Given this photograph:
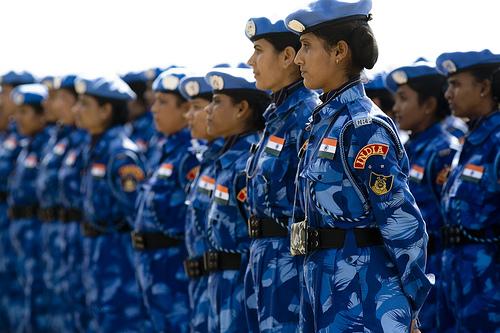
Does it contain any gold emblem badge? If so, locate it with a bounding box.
[369,172,393,195]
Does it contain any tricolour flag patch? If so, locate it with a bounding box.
[409,165,424,183]
[24,154,37,168]
[157,163,174,178]
[197,175,215,196]
[264,135,285,156]
[318,138,337,159]
[64,151,77,166]
[461,164,484,183]
[53,143,67,155]
[214,184,229,205]
[91,163,106,177]
[3,137,17,150]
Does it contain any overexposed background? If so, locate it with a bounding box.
[1,0,499,78]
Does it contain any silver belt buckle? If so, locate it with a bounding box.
[290,219,308,256]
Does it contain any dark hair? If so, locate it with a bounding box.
[366,89,394,111]
[31,103,45,115]
[313,19,378,75]
[492,67,500,101]
[128,81,147,105]
[468,64,500,83]
[262,33,301,53]
[197,92,213,102]
[164,91,188,106]
[95,96,129,127]
[61,87,78,100]
[407,75,450,121]
[224,90,270,131]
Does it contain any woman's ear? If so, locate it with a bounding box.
[479,79,492,98]
[423,96,438,116]
[100,102,113,122]
[236,100,250,119]
[282,46,297,69]
[335,40,349,63]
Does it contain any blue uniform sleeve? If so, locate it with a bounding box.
[350,122,434,318]
[109,150,146,223]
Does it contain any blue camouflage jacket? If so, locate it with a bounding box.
[299,79,432,315]
[36,125,74,209]
[82,126,146,230]
[207,133,260,252]
[8,128,51,207]
[246,81,319,227]
[0,123,22,194]
[442,111,500,235]
[58,129,88,212]
[124,111,157,159]
[185,138,224,258]
[405,123,459,245]
[134,128,199,236]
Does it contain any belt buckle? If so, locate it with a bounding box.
[184,259,201,278]
[247,215,261,238]
[290,219,308,256]
[131,231,145,250]
[203,251,219,272]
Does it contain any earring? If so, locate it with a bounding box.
[480,93,485,97]
[336,59,339,64]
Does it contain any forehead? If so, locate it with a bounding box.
[299,32,320,43]
[253,38,273,48]
[448,71,475,84]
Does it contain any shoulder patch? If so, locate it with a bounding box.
[237,187,247,202]
[118,164,145,181]
[354,144,389,169]
[369,172,393,195]
[353,117,372,128]
[436,166,451,185]
[186,166,200,181]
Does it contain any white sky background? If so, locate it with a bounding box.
[1,0,499,78]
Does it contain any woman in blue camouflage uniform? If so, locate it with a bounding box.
[386,60,460,333]
[73,76,150,332]
[203,67,270,332]
[132,68,198,333]
[7,84,53,332]
[285,0,432,331]
[437,50,500,333]
[54,75,89,332]
[0,71,34,332]
[244,17,320,332]
[180,72,223,333]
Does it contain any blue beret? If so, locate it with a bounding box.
[54,75,78,90]
[152,67,188,94]
[179,73,213,100]
[40,76,56,89]
[121,71,149,85]
[205,67,265,93]
[74,76,136,101]
[0,71,35,86]
[213,63,231,68]
[144,67,163,81]
[10,84,48,106]
[436,49,500,76]
[237,62,251,69]
[245,17,291,41]
[364,72,388,91]
[385,58,443,93]
[285,0,372,34]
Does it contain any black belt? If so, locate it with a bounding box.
[203,251,242,272]
[442,225,500,248]
[247,215,288,238]
[82,221,132,237]
[131,231,183,250]
[308,227,384,251]
[8,205,39,220]
[0,191,7,202]
[59,208,83,223]
[184,256,207,278]
[38,206,61,222]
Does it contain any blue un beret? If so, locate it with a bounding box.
[10,84,48,106]
[385,58,443,93]
[54,75,78,91]
[152,67,188,94]
[179,73,213,100]
[74,76,136,101]
[121,71,149,85]
[285,0,372,34]
[40,76,56,89]
[436,49,500,76]
[364,72,388,92]
[205,67,264,93]
[0,71,35,86]
[245,17,291,41]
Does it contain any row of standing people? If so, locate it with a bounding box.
[0,0,499,332]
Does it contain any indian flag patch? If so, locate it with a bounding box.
[158,163,174,179]
[53,143,67,155]
[264,135,285,156]
[24,154,38,168]
[318,138,337,159]
[409,165,424,183]
[461,164,484,183]
[214,184,229,205]
[197,175,215,196]
[3,137,17,150]
[64,151,77,166]
[91,163,106,177]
